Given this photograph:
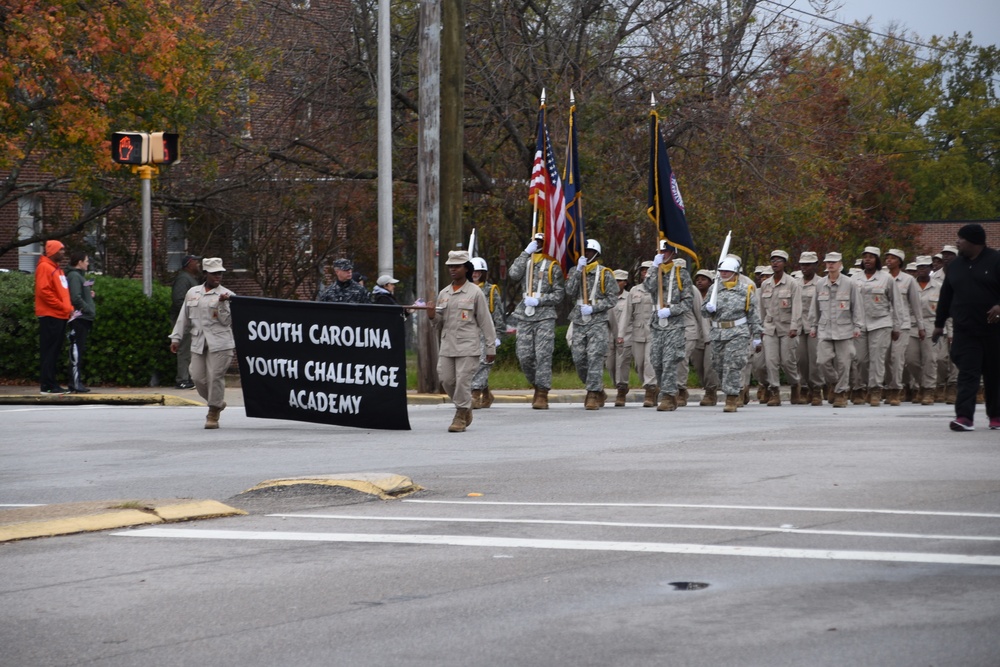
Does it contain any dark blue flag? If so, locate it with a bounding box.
[648,110,697,265]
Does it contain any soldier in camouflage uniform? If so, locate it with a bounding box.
[318,258,370,304]
[643,242,694,412]
[703,257,763,413]
[470,257,507,410]
[509,233,566,409]
[566,239,619,410]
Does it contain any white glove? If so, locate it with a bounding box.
[657,307,671,319]
[577,256,587,270]
[705,303,716,313]
[524,240,539,254]
[524,296,540,307]
[495,338,501,348]
[752,339,762,348]
[580,305,594,316]
[652,254,664,267]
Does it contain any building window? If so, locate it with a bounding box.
[238,80,253,139]
[166,217,187,271]
[17,196,42,273]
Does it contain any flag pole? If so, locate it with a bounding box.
[525,89,545,316]
[651,93,665,313]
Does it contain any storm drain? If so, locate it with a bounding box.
[668,581,710,591]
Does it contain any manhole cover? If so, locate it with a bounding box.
[668,581,710,591]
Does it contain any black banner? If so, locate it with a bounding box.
[231,296,410,430]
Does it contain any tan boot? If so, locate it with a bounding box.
[977,386,985,404]
[811,388,824,407]
[205,405,220,429]
[888,388,901,406]
[921,389,935,406]
[532,387,549,410]
[471,389,483,410]
[464,406,473,426]
[790,385,803,405]
[584,391,600,410]
[700,388,718,406]
[447,408,467,432]
[741,386,750,405]
[657,394,677,412]
[614,384,628,407]
[832,391,848,408]
[852,388,867,405]
[824,385,833,403]
[723,395,739,413]
[598,389,607,407]
[868,387,882,407]
[756,385,766,403]
[934,386,945,403]
[642,385,658,408]
[677,387,689,407]
[945,384,957,404]
[481,387,495,408]
[767,387,782,406]
[910,388,922,404]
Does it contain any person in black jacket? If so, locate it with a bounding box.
[371,274,400,306]
[933,224,1000,431]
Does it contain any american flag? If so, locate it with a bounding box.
[529,106,568,273]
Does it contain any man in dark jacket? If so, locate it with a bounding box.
[66,250,96,393]
[933,224,1000,431]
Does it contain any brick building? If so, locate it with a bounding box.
[913,220,1000,255]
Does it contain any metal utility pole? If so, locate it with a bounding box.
[377,0,393,278]
[439,0,464,283]
[137,166,156,297]
[416,0,441,393]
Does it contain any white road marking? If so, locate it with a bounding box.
[266,513,1000,542]
[0,503,45,507]
[404,499,1000,519]
[113,528,1000,567]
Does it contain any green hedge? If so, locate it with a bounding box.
[493,323,575,372]
[0,272,176,386]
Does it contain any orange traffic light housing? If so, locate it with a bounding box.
[111,132,150,165]
[150,132,180,165]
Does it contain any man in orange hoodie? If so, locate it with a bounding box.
[35,240,73,393]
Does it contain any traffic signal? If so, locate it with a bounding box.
[111,132,150,165]
[150,132,180,165]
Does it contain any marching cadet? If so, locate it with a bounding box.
[470,257,507,410]
[933,245,959,402]
[620,261,658,407]
[703,258,762,413]
[608,269,633,406]
[759,249,803,406]
[566,239,619,410]
[810,252,864,408]
[884,249,925,406]
[750,266,771,401]
[852,246,903,406]
[906,256,939,405]
[644,241,694,412]
[692,269,720,406]
[428,251,497,433]
[795,252,824,405]
[508,232,566,409]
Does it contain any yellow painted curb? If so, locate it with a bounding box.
[152,500,247,521]
[0,510,162,542]
[242,473,423,500]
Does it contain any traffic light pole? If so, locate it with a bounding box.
[132,165,158,297]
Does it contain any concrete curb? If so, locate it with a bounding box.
[240,472,423,500]
[0,393,204,406]
[0,499,246,543]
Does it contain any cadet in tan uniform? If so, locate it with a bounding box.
[884,248,925,406]
[852,246,903,406]
[906,256,939,405]
[809,252,864,407]
[428,251,497,432]
[759,250,802,405]
[620,261,657,406]
[795,251,823,405]
[608,269,633,406]
[691,269,720,405]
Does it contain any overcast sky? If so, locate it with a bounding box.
[783,0,1000,50]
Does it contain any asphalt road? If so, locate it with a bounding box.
[2,400,999,666]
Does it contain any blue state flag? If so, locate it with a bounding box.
[648,110,697,265]
[563,102,584,267]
